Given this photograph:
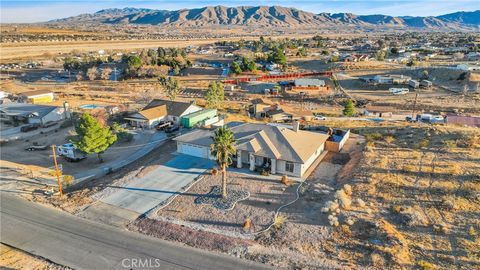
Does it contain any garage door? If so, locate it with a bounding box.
[178,142,209,158]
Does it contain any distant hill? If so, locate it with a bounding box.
[51,6,480,30]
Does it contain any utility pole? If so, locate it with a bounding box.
[51,145,63,196]
[411,92,419,120]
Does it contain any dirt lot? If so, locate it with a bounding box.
[0,125,157,184]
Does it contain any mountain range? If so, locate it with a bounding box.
[51,6,480,30]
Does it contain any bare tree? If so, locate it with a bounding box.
[87,67,98,81]
[76,71,84,81]
[100,68,112,80]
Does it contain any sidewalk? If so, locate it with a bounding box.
[72,131,168,184]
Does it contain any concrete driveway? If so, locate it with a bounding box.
[101,154,214,214]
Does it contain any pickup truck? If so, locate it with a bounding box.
[20,124,39,132]
[25,145,48,151]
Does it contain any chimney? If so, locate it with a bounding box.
[292,121,300,132]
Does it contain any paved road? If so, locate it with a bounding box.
[0,194,272,270]
[73,131,167,183]
[101,154,214,214]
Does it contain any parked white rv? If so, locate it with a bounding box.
[56,143,87,162]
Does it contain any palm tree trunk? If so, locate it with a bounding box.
[222,164,227,199]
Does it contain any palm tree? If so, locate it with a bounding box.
[211,126,236,199]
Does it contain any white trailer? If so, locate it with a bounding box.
[420,80,432,88]
[56,143,87,162]
[389,88,409,95]
[408,80,420,89]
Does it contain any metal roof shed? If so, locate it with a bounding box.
[181,109,217,128]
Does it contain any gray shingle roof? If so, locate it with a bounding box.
[144,99,197,117]
[0,103,58,118]
[294,78,325,87]
[174,122,329,163]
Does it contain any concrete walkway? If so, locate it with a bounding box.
[101,154,214,214]
[72,131,167,184]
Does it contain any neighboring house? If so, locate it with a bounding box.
[174,121,331,178]
[248,98,273,118]
[19,90,54,104]
[465,52,480,61]
[265,109,293,122]
[0,103,66,125]
[287,79,328,94]
[125,99,201,128]
[342,54,370,62]
[456,64,480,71]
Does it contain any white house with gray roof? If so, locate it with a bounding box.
[0,103,66,125]
[174,122,330,178]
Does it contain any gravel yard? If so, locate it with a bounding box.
[156,171,299,235]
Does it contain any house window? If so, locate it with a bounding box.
[285,162,294,173]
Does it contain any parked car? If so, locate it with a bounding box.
[405,116,416,122]
[25,145,48,151]
[20,124,38,132]
[165,125,180,133]
[314,115,326,120]
[156,121,173,131]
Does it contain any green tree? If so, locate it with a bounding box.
[343,99,355,117]
[73,113,117,163]
[269,47,287,66]
[421,70,429,80]
[241,57,256,72]
[159,76,180,101]
[127,55,142,69]
[205,81,224,109]
[230,62,242,74]
[210,126,237,199]
[376,50,388,61]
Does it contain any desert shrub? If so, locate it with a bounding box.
[370,253,386,268]
[417,260,435,270]
[433,223,450,234]
[273,214,286,230]
[392,205,402,213]
[281,175,290,185]
[384,135,395,144]
[343,184,353,196]
[335,190,352,210]
[328,214,339,226]
[355,198,366,208]
[365,132,383,141]
[378,157,388,169]
[441,196,458,211]
[365,141,375,151]
[443,140,457,149]
[416,139,430,149]
[468,226,477,237]
[260,169,269,176]
[62,175,75,186]
[339,224,352,235]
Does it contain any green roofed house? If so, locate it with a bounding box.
[180,109,217,128]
